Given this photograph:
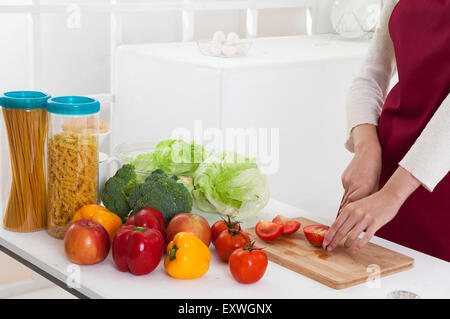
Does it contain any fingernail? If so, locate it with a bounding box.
[327,246,333,252]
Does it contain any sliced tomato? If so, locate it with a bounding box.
[255,220,283,241]
[272,215,301,235]
[303,225,329,247]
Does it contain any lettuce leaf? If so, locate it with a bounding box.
[192,152,270,221]
[126,139,209,176]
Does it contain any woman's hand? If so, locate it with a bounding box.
[324,167,421,252]
[341,124,382,208]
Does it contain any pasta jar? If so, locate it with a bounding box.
[46,96,100,239]
[0,91,50,232]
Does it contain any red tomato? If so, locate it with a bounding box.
[272,215,301,235]
[255,220,283,241]
[211,217,241,244]
[214,229,250,262]
[229,243,268,284]
[303,225,329,247]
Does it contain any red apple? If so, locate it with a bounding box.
[64,219,110,265]
[166,213,211,246]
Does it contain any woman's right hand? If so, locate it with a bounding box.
[340,124,382,209]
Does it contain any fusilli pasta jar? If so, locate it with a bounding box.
[46,96,100,239]
[0,91,50,232]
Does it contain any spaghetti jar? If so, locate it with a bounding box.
[46,96,100,238]
[0,91,50,232]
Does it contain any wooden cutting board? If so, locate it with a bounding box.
[245,217,414,289]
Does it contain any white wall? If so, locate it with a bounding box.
[0,1,319,96]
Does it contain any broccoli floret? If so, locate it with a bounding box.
[101,164,137,221]
[128,169,193,224]
[114,163,137,196]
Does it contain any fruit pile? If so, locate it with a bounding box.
[63,205,329,284]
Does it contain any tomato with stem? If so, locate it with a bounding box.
[211,216,241,244]
[229,242,268,284]
[214,228,250,262]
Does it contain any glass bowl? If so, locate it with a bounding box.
[113,139,204,182]
[196,39,252,58]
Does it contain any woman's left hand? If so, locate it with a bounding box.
[323,167,421,252]
[322,189,401,252]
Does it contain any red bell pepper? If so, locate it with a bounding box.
[125,207,167,242]
[112,225,165,275]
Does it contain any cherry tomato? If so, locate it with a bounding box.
[229,242,268,284]
[214,229,250,262]
[303,225,329,247]
[272,215,301,235]
[255,220,283,241]
[211,217,241,244]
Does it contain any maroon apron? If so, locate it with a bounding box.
[376,0,450,261]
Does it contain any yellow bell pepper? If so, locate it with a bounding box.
[164,232,211,279]
[72,204,122,242]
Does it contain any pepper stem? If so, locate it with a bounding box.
[169,245,178,261]
[131,227,147,233]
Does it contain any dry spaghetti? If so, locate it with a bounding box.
[2,108,47,232]
[47,131,98,238]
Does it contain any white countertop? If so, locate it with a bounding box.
[1,198,449,299]
[117,34,370,70]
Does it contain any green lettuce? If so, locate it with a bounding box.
[126,139,209,177]
[192,152,270,221]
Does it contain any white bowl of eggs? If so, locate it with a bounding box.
[197,31,252,58]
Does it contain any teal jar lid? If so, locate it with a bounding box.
[0,91,51,109]
[46,96,100,115]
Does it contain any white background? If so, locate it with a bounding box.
[0,0,357,298]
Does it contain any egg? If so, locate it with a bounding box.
[226,32,240,45]
[221,44,238,57]
[212,31,226,45]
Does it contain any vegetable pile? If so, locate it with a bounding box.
[116,139,270,221]
[102,166,193,223]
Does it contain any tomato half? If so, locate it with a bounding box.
[229,243,268,284]
[272,215,301,235]
[255,220,283,241]
[303,225,329,247]
[211,218,241,244]
[214,229,250,262]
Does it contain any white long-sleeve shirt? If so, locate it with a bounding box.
[345,0,450,191]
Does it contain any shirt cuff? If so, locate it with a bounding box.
[399,139,449,192]
[344,114,379,153]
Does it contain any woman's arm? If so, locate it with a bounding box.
[323,166,420,252]
[339,1,398,207]
[325,98,449,251]
[345,0,397,153]
[340,124,381,208]
[399,94,450,191]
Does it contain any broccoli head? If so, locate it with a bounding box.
[128,169,193,224]
[101,164,137,221]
